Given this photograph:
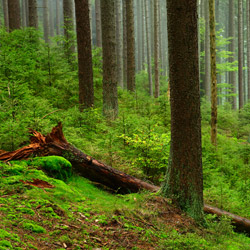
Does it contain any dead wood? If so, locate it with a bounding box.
[1,123,250,233]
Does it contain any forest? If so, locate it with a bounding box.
[1,0,250,249]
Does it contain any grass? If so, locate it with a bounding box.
[1,158,250,249]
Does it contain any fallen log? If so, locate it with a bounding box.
[1,123,250,234]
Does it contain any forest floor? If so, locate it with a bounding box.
[1,158,250,250]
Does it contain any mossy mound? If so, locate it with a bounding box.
[27,156,72,181]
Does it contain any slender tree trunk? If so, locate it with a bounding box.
[154,0,160,98]
[209,0,217,146]
[238,0,244,109]
[137,0,142,72]
[123,0,127,88]
[141,0,145,70]
[162,0,203,222]
[101,0,118,119]
[205,0,211,99]
[88,0,92,44]
[126,0,136,92]
[43,0,50,43]
[200,0,205,95]
[247,0,250,100]
[22,0,27,27]
[49,0,54,37]
[229,0,237,109]
[3,0,9,31]
[75,0,94,110]
[8,0,21,31]
[63,0,75,64]
[145,0,153,96]
[95,0,102,47]
[56,0,61,36]
[28,0,38,28]
[115,0,123,88]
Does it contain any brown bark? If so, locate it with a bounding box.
[101,0,118,119]
[126,0,136,92]
[1,123,250,233]
[95,0,102,47]
[43,0,50,43]
[8,0,21,31]
[28,0,38,28]
[56,0,61,36]
[75,0,94,110]
[122,0,127,88]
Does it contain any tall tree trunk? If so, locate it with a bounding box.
[154,0,160,98]
[209,0,217,146]
[200,0,205,96]
[3,0,9,31]
[49,0,54,37]
[95,0,102,47]
[43,0,50,43]
[229,0,237,109]
[162,0,203,222]
[126,0,136,92]
[63,0,75,64]
[56,0,61,36]
[115,0,123,88]
[122,0,127,88]
[141,0,145,70]
[75,0,94,110]
[238,0,244,109]
[101,0,118,119]
[28,0,38,28]
[247,0,250,100]
[145,0,153,96]
[22,0,27,27]
[8,0,21,31]
[137,0,142,72]
[88,0,92,44]
[205,0,211,99]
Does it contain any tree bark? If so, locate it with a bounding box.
[154,0,160,98]
[229,0,237,109]
[75,0,94,110]
[49,0,54,37]
[162,0,203,222]
[43,0,50,43]
[28,0,38,28]
[3,0,9,31]
[122,0,127,88]
[115,0,123,88]
[238,0,244,109]
[95,0,102,47]
[56,0,61,36]
[1,123,250,234]
[8,0,21,31]
[209,0,217,146]
[137,0,142,72]
[126,0,136,92]
[101,0,118,119]
[247,0,250,100]
[144,0,153,96]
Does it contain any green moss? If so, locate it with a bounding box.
[28,156,72,181]
[22,222,47,233]
[0,240,12,249]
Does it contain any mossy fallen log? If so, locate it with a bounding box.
[1,123,250,234]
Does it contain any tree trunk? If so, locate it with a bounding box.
[122,0,127,88]
[144,0,153,96]
[43,0,50,43]
[49,0,54,37]
[126,0,136,92]
[63,0,75,64]
[88,0,92,44]
[28,0,38,28]
[101,0,118,119]
[205,0,211,99]
[161,0,203,222]
[200,0,205,96]
[154,0,160,98]
[3,0,9,31]
[238,0,244,109]
[229,0,237,109]
[22,0,27,27]
[247,0,250,100]
[115,0,123,88]
[137,0,142,72]
[8,0,21,31]
[141,0,145,71]
[209,0,217,146]
[56,0,61,36]
[1,123,250,233]
[95,0,102,47]
[75,0,94,110]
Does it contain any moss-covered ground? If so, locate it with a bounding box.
[0,157,250,250]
